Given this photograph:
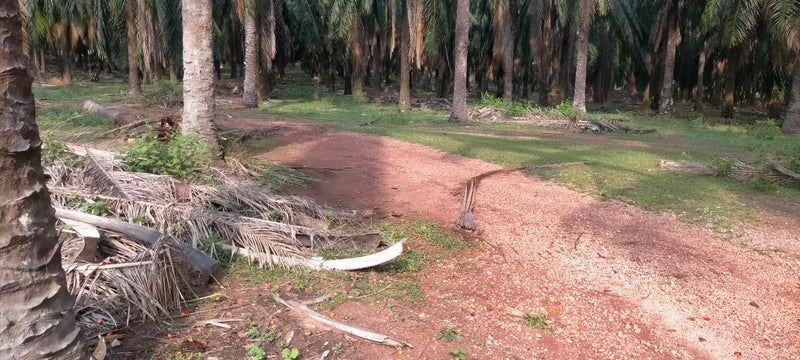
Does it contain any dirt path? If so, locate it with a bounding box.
[220,117,800,360]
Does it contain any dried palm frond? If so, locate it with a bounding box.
[61,230,190,334]
[49,144,374,270]
[82,151,133,201]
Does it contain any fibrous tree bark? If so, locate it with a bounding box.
[126,0,142,97]
[351,15,365,99]
[0,1,86,358]
[694,39,708,109]
[398,0,411,112]
[259,0,276,98]
[658,0,680,115]
[494,0,514,105]
[782,56,800,134]
[573,0,594,114]
[243,1,259,108]
[451,0,469,122]
[62,22,72,84]
[721,45,742,118]
[182,0,221,154]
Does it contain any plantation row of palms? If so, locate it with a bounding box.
[20,0,800,134]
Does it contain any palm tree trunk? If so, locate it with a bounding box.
[539,1,554,106]
[721,46,742,118]
[243,10,259,108]
[259,0,276,98]
[169,63,179,83]
[351,16,365,98]
[694,39,707,109]
[62,22,72,84]
[451,0,469,122]
[782,56,800,134]
[495,0,514,105]
[398,0,411,112]
[658,0,680,115]
[181,0,221,154]
[370,35,382,89]
[0,2,85,358]
[572,0,593,113]
[39,48,46,74]
[126,0,142,97]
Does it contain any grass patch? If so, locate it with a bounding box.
[33,81,127,104]
[436,326,461,342]
[524,312,550,329]
[380,221,470,273]
[38,106,115,142]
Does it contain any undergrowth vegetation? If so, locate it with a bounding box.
[121,134,213,180]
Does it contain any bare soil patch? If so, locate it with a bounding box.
[107,112,799,360]
[257,119,800,359]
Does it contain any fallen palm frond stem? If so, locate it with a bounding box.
[276,296,412,348]
[218,241,403,271]
[456,164,588,230]
[456,167,525,230]
[658,159,800,182]
[55,208,218,285]
[83,101,178,137]
[470,107,657,134]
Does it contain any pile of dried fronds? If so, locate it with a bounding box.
[44,142,384,335]
[60,229,189,333]
[47,144,364,268]
[658,159,800,182]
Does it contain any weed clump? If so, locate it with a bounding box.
[436,326,461,342]
[121,134,213,180]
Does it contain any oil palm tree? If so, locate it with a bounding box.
[573,0,595,113]
[768,0,800,133]
[451,0,469,121]
[493,0,515,105]
[703,0,765,117]
[0,1,86,358]
[182,0,221,154]
[126,0,142,96]
[242,0,259,107]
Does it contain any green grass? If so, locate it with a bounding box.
[263,77,449,127]
[524,312,550,329]
[436,326,462,342]
[33,81,127,104]
[380,221,470,273]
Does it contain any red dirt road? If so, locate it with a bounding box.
[244,118,800,360]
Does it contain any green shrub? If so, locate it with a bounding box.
[791,156,800,173]
[480,92,505,108]
[748,119,782,140]
[556,101,580,120]
[506,101,531,117]
[139,79,183,107]
[121,134,213,180]
[710,157,734,177]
